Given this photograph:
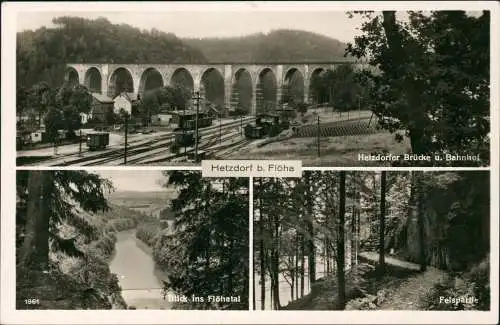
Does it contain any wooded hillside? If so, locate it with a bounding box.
[183,29,349,63]
[17,19,349,91]
[17,17,207,88]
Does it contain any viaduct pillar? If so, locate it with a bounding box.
[251,85,257,116]
[101,64,109,97]
[223,65,233,112]
[276,65,284,108]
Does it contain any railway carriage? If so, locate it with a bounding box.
[244,113,289,139]
[169,111,212,154]
[87,132,110,150]
[244,125,265,139]
[170,111,213,130]
[170,130,201,154]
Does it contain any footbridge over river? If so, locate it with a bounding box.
[66,60,370,115]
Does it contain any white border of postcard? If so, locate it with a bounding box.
[2,1,499,324]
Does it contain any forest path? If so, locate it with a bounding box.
[283,252,449,310]
[358,251,421,271]
[357,251,448,310]
[376,267,448,309]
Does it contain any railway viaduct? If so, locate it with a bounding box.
[66,60,369,114]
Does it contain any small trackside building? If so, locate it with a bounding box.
[90,93,114,123]
[113,92,140,116]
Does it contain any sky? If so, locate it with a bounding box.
[16,10,365,43]
[13,1,488,42]
[95,170,165,192]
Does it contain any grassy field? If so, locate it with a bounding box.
[108,190,177,216]
[232,131,411,167]
[227,108,412,167]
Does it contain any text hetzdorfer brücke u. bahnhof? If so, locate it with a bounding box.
[357,153,481,162]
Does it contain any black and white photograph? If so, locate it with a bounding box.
[15,170,249,310]
[14,7,490,167]
[2,1,499,325]
[253,171,490,310]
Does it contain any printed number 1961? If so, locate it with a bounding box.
[24,298,40,305]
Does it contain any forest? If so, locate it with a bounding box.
[308,64,365,111]
[253,171,490,310]
[17,17,207,89]
[346,11,490,165]
[183,29,348,63]
[135,171,250,310]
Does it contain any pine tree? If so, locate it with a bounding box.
[336,171,346,310]
[17,170,111,270]
[378,171,387,275]
[156,172,249,310]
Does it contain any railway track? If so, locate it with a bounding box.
[209,138,254,158]
[24,117,254,166]
[125,128,239,165]
[82,119,252,166]
[137,128,248,165]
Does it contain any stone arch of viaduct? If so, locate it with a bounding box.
[66,62,366,115]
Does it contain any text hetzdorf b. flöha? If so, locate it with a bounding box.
[202,160,302,177]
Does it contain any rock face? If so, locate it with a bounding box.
[16,264,126,310]
[345,289,387,310]
[17,267,112,309]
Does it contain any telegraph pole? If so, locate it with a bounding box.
[183,105,187,156]
[358,95,361,118]
[317,115,321,157]
[124,114,128,165]
[79,129,82,156]
[192,91,201,162]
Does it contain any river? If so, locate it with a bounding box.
[109,230,171,309]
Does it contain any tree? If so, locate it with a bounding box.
[17,86,29,117]
[117,108,130,125]
[257,178,266,310]
[55,83,92,135]
[139,85,192,123]
[170,85,192,110]
[138,90,160,125]
[346,11,490,165]
[378,171,387,275]
[17,171,112,270]
[295,102,308,116]
[309,66,364,110]
[301,173,317,287]
[44,107,64,145]
[336,171,346,310]
[156,172,249,310]
[28,81,54,125]
[415,171,426,272]
[18,172,53,269]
